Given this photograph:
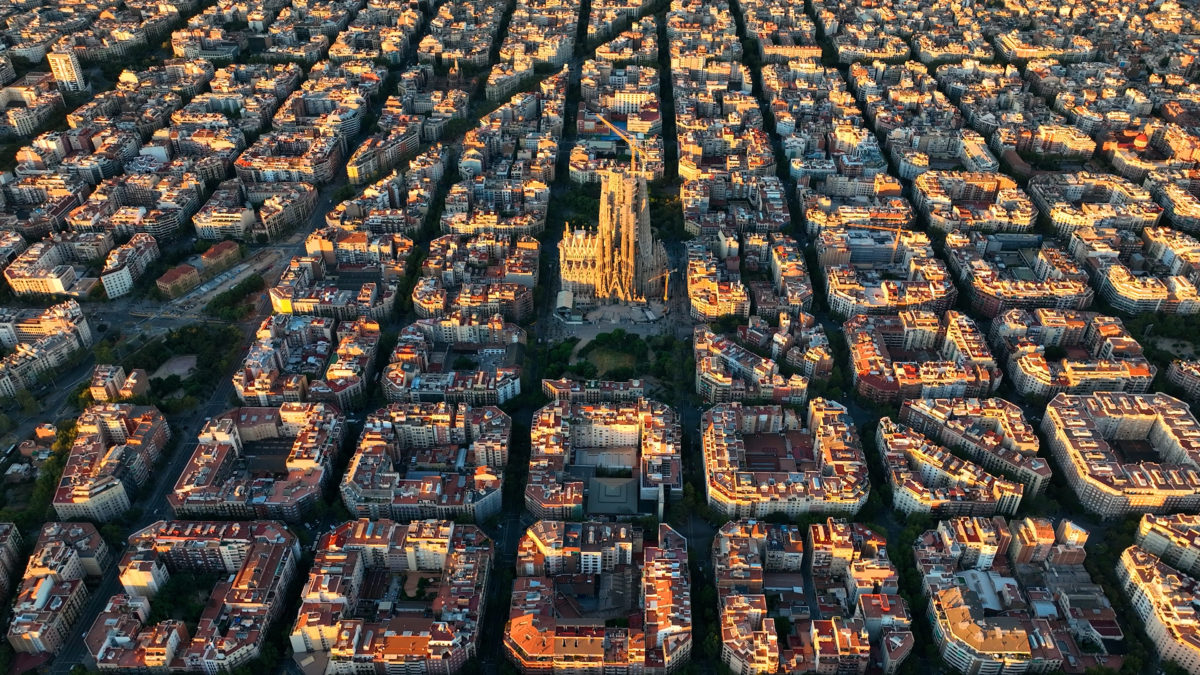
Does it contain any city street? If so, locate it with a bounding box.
[46,367,240,675]
[40,314,249,675]
[2,0,1192,668]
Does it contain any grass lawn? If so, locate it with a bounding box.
[1149,337,1198,359]
[589,348,637,376]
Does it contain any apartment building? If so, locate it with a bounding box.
[170,403,343,521]
[693,326,808,406]
[820,229,957,317]
[845,311,1000,404]
[271,256,399,320]
[234,132,342,185]
[290,519,492,674]
[1028,172,1161,238]
[702,400,869,518]
[686,246,751,322]
[195,180,317,242]
[1,173,92,238]
[991,309,1156,397]
[541,378,646,403]
[518,520,637,576]
[382,312,525,406]
[1136,513,1200,577]
[341,403,510,522]
[889,130,999,179]
[1145,168,1200,234]
[1167,360,1200,403]
[100,233,160,299]
[306,317,381,410]
[88,365,149,403]
[712,521,805,674]
[1076,226,1200,315]
[912,171,1035,233]
[767,235,816,314]
[877,417,1024,517]
[447,76,562,234]
[916,516,1121,675]
[53,404,170,522]
[1117,547,1200,673]
[0,523,22,604]
[526,398,682,519]
[96,521,300,672]
[786,519,910,673]
[1104,120,1200,182]
[233,314,336,406]
[305,227,413,281]
[944,232,1094,318]
[0,300,94,398]
[66,173,204,241]
[992,124,1096,163]
[4,232,114,298]
[900,398,1049,496]
[420,0,508,67]
[8,523,109,655]
[0,73,63,137]
[1042,392,1200,518]
[504,523,691,674]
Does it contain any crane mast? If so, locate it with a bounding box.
[837,221,910,265]
[595,113,644,175]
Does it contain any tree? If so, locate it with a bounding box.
[94,339,118,364]
[0,413,11,435]
[773,615,792,642]
[1163,662,1191,675]
[100,523,126,547]
[204,274,266,320]
[70,382,93,411]
[15,389,39,416]
[1043,345,1068,361]
[567,361,598,378]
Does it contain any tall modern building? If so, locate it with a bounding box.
[559,169,668,304]
[46,51,85,93]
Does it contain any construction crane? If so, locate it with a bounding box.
[595,112,646,174]
[648,269,670,303]
[840,221,911,265]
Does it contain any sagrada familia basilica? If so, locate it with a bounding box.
[558,169,669,304]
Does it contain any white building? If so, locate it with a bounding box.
[47,51,86,93]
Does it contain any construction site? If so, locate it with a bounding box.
[557,115,670,312]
